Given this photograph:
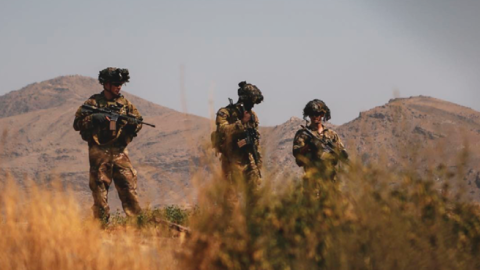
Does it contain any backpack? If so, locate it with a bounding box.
[211,99,237,154]
[211,129,224,154]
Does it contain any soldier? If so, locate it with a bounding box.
[293,99,348,183]
[213,81,264,203]
[73,67,143,221]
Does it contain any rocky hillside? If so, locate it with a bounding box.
[261,96,480,199]
[261,117,337,182]
[336,96,480,199]
[1,76,480,206]
[0,76,210,208]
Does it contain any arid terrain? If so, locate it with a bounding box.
[1,75,480,207]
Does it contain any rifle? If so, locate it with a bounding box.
[300,125,348,162]
[81,104,156,128]
[244,126,262,178]
[152,216,191,234]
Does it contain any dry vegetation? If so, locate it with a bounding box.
[3,76,480,269]
[180,147,480,270]
[1,93,480,269]
[0,177,182,270]
[1,144,480,270]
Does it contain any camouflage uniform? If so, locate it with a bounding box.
[73,68,143,220]
[292,99,347,196]
[216,103,262,186]
[214,81,264,207]
[293,124,346,180]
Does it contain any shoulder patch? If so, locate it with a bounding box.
[217,107,230,117]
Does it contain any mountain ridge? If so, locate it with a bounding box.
[0,75,177,119]
[1,76,480,205]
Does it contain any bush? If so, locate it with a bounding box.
[179,158,480,270]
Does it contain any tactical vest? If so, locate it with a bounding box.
[83,94,131,146]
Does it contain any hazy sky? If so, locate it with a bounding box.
[1,0,478,125]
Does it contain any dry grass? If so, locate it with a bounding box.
[179,148,480,270]
[0,176,181,270]
[1,145,480,270]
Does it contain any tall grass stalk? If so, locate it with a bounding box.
[181,150,480,270]
[0,177,180,270]
[1,141,480,269]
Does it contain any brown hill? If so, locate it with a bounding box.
[261,117,338,182]
[335,96,480,199]
[337,96,480,164]
[1,76,480,206]
[262,96,480,199]
[0,75,210,208]
[264,96,480,200]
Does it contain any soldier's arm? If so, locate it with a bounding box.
[73,99,97,131]
[332,133,345,150]
[216,108,245,135]
[293,130,312,166]
[331,131,348,159]
[125,101,143,134]
[293,131,311,156]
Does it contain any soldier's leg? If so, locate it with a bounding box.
[243,161,262,265]
[244,154,262,208]
[221,157,240,211]
[303,166,339,202]
[244,163,261,217]
[221,155,231,179]
[302,173,315,200]
[245,154,261,192]
[112,152,141,217]
[88,146,113,221]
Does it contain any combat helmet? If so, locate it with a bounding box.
[303,99,331,122]
[238,81,263,110]
[98,67,130,85]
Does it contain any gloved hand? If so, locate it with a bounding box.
[309,139,324,152]
[126,117,140,125]
[91,113,109,125]
[119,117,139,128]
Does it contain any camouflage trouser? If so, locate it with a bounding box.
[88,144,141,220]
[221,155,261,212]
[222,157,261,184]
[303,164,339,199]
